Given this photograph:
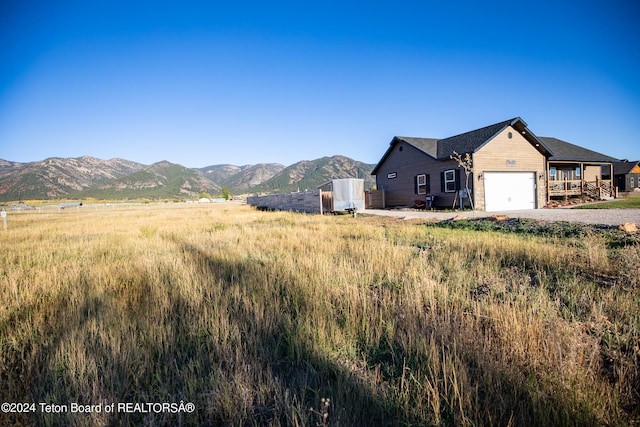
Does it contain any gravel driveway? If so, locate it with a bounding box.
[363,207,640,226]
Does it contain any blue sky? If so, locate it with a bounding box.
[1,1,639,167]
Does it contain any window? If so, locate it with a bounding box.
[416,174,429,194]
[575,167,581,178]
[444,169,456,193]
[549,167,556,180]
[631,177,636,188]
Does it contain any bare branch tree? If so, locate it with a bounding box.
[450,151,474,211]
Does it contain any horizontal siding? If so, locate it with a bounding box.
[374,141,463,207]
[473,127,546,210]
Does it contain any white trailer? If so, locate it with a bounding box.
[318,178,365,213]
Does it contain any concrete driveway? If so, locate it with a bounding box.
[363,207,640,226]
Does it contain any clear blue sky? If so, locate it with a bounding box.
[1,0,639,167]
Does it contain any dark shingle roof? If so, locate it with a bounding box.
[395,119,518,160]
[372,117,595,176]
[435,119,515,159]
[394,118,549,160]
[394,137,438,158]
[612,161,640,175]
[539,137,618,162]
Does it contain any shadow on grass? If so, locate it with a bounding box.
[0,241,401,426]
[0,233,609,426]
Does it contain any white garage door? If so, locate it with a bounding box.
[484,172,536,211]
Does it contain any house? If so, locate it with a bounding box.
[371,117,618,211]
[613,160,640,192]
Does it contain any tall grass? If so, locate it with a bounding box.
[0,203,638,425]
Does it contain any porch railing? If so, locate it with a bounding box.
[548,179,613,199]
[584,180,614,199]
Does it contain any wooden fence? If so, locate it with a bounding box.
[365,190,385,209]
[247,190,325,214]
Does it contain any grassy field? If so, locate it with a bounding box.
[1,203,639,426]
[573,193,640,209]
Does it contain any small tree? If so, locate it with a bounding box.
[220,187,230,200]
[450,151,474,211]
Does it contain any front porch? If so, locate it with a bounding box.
[547,161,615,201]
[548,178,615,200]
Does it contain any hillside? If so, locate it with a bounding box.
[250,155,375,193]
[200,163,285,191]
[76,161,220,200]
[0,155,375,201]
[199,164,242,184]
[0,156,143,201]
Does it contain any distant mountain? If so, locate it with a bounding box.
[77,161,220,200]
[0,156,143,201]
[199,164,243,185]
[199,163,285,191]
[0,155,375,201]
[249,155,375,193]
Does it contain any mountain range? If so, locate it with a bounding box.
[0,155,375,202]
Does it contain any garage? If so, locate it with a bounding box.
[484,172,536,211]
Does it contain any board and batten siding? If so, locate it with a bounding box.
[472,127,547,210]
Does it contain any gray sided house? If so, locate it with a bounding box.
[613,160,640,192]
[372,117,618,211]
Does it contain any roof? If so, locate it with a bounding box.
[372,117,550,175]
[435,119,517,159]
[539,137,619,162]
[393,137,438,158]
[612,160,640,175]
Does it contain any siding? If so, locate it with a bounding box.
[626,173,640,190]
[473,127,546,210]
[584,165,600,182]
[373,141,461,207]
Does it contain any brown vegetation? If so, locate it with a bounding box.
[0,203,638,425]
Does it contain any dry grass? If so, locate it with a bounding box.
[0,203,638,426]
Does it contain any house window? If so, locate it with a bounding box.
[575,167,581,178]
[444,169,456,193]
[416,174,429,195]
[549,167,556,180]
[631,177,636,187]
